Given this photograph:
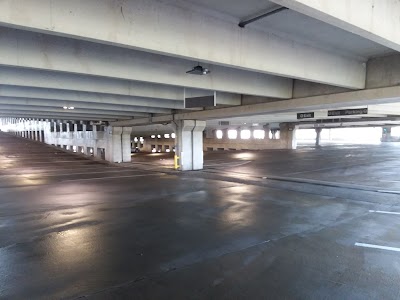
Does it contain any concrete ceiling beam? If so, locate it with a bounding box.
[0,112,129,121]
[0,0,365,88]
[0,67,243,106]
[0,106,148,118]
[111,85,400,127]
[0,27,292,98]
[0,85,182,110]
[270,0,400,52]
[0,96,171,114]
[0,66,185,101]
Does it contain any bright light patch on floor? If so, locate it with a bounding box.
[228,130,237,139]
[216,130,223,139]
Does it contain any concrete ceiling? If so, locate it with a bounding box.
[0,0,398,129]
[185,0,394,60]
[184,0,280,20]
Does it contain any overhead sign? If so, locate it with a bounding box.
[327,108,368,116]
[297,112,314,119]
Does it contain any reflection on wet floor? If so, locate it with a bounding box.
[2,132,400,299]
[131,143,400,191]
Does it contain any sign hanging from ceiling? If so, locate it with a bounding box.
[297,112,314,119]
[327,108,368,117]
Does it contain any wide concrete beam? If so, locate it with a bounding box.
[0,97,170,114]
[0,85,182,110]
[0,106,147,118]
[0,0,365,88]
[0,66,184,100]
[270,0,400,52]
[0,112,128,121]
[0,67,243,106]
[0,27,292,98]
[111,85,400,126]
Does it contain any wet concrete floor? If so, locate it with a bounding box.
[2,132,400,299]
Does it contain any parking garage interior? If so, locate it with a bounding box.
[2,1,400,299]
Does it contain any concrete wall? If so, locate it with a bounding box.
[140,126,296,152]
[203,137,286,151]
[44,125,107,157]
[141,138,175,152]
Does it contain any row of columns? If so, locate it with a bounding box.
[2,117,320,170]
[0,118,45,142]
[0,117,208,170]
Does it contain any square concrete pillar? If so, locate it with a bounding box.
[105,126,123,163]
[122,127,133,162]
[173,120,206,171]
[280,123,298,150]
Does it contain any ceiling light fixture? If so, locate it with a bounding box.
[63,106,75,110]
[186,65,210,75]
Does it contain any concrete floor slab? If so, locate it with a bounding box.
[1,133,400,299]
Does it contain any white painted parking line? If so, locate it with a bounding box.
[369,210,400,215]
[205,161,251,168]
[379,180,400,183]
[355,242,400,252]
[28,169,138,177]
[63,173,164,182]
[377,190,400,194]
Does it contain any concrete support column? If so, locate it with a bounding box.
[28,120,32,139]
[81,123,87,154]
[34,120,39,141]
[38,121,44,142]
[315,127,322,147]
[205,129,214,139]
[263,124,271,140]
[271,129,278,140]
[280,123,298,150]
[122,127,133,162]
[105,126,123,163]
[173,120,206,171]
[381,126,392,142]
